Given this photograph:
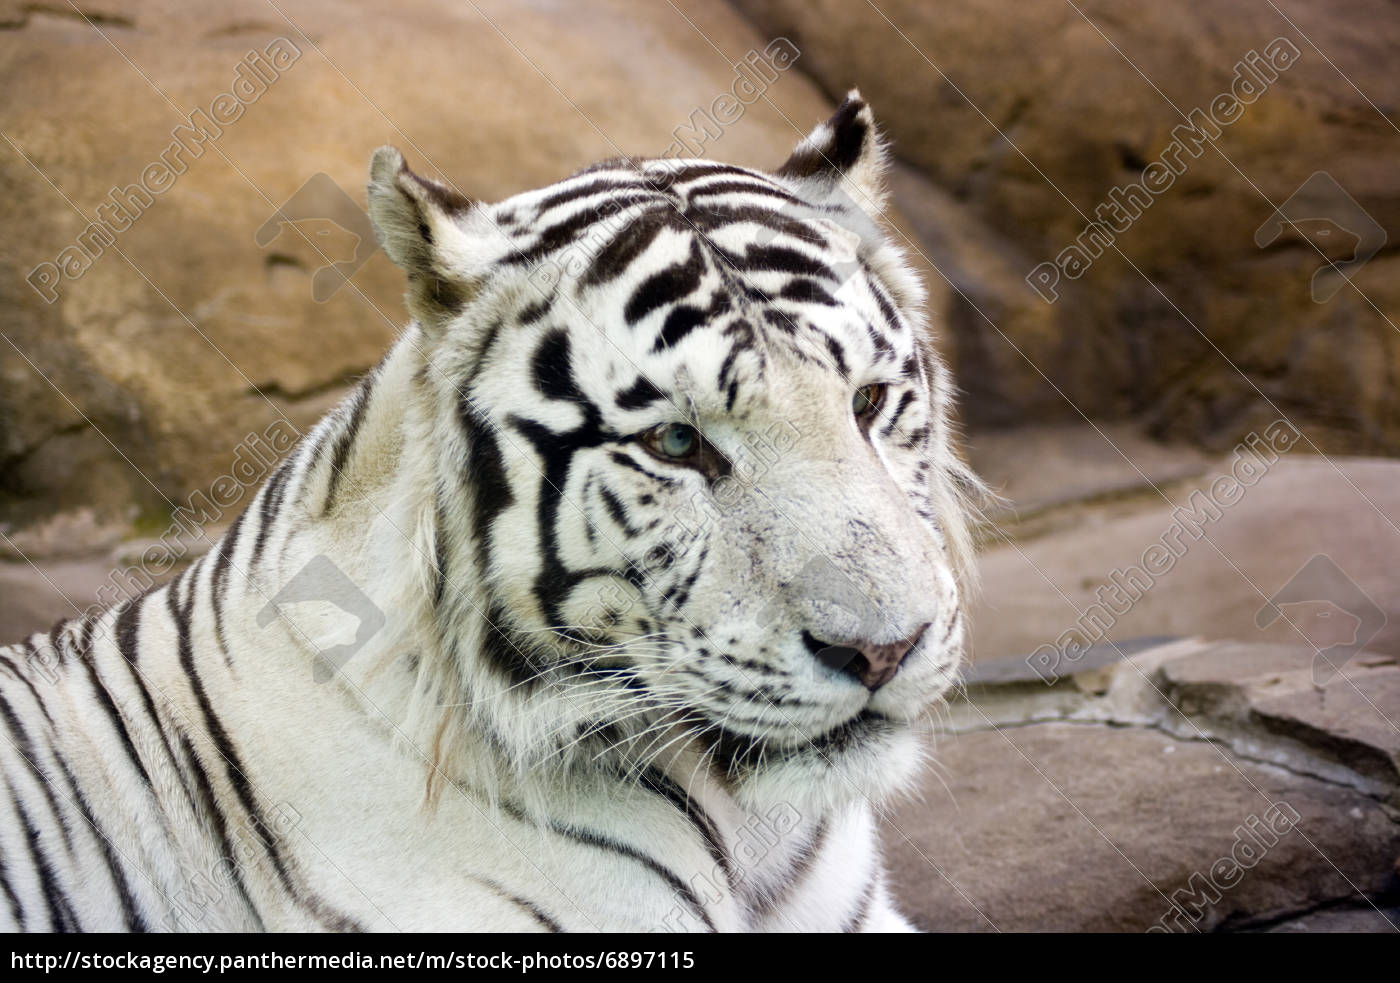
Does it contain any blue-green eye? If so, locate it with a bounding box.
[853,384,886,419]
[646,422,700,459]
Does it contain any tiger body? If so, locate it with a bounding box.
[0,94,979,932]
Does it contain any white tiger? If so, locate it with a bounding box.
[0,93,981,932]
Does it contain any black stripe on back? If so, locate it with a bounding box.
[166,589,362,932]
[322,367,378,515]
[3,773,76,931]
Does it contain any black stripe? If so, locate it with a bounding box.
[170,731,261,928]
[781,277,838,307]
[868,277,902,335]
[505,892,564,933]
[614,375,665,411]
[879,390,916,439]
[651,304,707,352]
[5,775,77,931]
[683,178,802,206]
[504,198,655,271]
[624,239,704,325]
[531,329,576,402]
[0,700,79,930]
[714,242,835,280]
[0,850,24,929]
[322,368,377,515]
[475,876,564,932]
[114,597,144,666]
[533,176,641,216]
[638,768,735,891]
[823,334,849,375]
[579,209,672,288]
[36,712,148,932]
[608,451,678,488]
[166,589,362,932]
[659,545,707,614]
[73,645,157,802]
[0,653,53,727]
[647,161,743,189]
[461,401,515,581]
[777,96,869,179]
[546,819,715,932]
[517,297,552,325]
[432,494,451,611]
[249,462,294,570]
[0,689,73,855]
[479,606,545,691]
[112,623,212,833]
[598,485,642,538]
[209,503,253,664]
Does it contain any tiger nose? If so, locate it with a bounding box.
[803,624,931,691]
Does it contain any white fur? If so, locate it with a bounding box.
[0,100,983,932]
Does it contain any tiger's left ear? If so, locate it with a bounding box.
[775,90,889,215]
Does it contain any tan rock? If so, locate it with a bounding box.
[0,0,835,533]
[734,0,1400,453]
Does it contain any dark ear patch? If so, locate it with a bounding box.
[777,95,870,180]
[773,90,890,217]
[400,165,474,216]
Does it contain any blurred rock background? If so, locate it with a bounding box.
[2,0,1397,931]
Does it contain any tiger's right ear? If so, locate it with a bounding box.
[367,146,479,327]
[775,91,889,216]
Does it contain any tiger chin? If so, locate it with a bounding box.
[0,93,982,933]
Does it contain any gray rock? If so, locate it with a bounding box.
[887,637,1400,931]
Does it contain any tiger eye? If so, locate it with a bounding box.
[853,384,885,419]
[652,422,699,458]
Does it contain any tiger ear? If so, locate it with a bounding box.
[775,90,890,215]
[367,146,479,327]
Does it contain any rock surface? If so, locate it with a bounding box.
[969,454,1400,665]
[734,0,1400,454]
[0,0,836,533]
[885,637,1400,932]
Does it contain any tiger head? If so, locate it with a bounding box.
[367,94,980,810]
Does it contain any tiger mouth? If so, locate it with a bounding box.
[696,707,890,772]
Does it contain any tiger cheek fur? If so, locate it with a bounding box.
[0,93,981,932]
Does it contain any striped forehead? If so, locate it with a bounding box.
[488,159,911,397]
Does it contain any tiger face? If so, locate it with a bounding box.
[368,94,977,801]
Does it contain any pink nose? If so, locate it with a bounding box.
[806,623,931,691]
